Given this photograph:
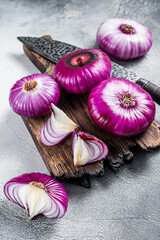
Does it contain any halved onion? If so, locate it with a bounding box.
[72,131,108,166]
[3,172,68,219]
[88,78,155,137]
[40,103,78,146]
[9,74,60,117]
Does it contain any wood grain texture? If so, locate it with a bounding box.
[22,35,160,182]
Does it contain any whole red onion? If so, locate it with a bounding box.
[88,78,155,137]
[9,74,60,117]
[97,18,152,60]
[53,49,112,94]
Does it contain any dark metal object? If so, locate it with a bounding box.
[136,78,160,104]
[17,36,80,63]
[17,36,160,105]
[57,175,91,188]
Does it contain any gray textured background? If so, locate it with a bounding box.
[0,0,160,239]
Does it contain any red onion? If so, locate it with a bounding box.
[40,103,78,146]
[97,18,152,60]
[3,172,68,219]
[53,49,112,94]
[88,78,155,137]
[9,74,60,117]
[72,131,108,166]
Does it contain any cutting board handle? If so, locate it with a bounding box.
[136,78,160,105]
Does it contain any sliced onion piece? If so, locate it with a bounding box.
[72,131,108,166]
[53,49,112,94]
[97,18,152,60]
[9,74,60,117]
[3,172,68,219]
[88,78,156,137]
[40,103,78,146]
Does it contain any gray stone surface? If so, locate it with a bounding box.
[0,0,160,239]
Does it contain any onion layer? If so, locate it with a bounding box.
[9,74,60,117]
[40,103,78,146]
[53,49,112,94]
[97,18,152,60]
[3,172,68,219]
[72,131,108,166]
[88,78,155,137]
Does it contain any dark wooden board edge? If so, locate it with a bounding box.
[22,115,104,188]
[22,114,105,172]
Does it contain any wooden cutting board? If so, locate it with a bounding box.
[21,35,160,188]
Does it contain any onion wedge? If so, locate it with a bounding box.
[72,131,108,166]
[40,103,78,146]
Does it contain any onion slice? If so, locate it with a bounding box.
[72,131,108,166]
[40,103,78,146]
[3,172,68,219]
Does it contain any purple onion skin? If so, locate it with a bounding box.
[97,18,152,60]
[4,172,68,219]
[40,103,78,146]
[88,78,155,137]
[40,117,74,146]
[9,74,60,117]
[53,49,112,94]
[40,122,70,146]
[72,130,108,166]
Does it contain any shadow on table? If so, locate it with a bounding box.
[90,145,157,189]
[93,41,146,69]
[0,199,58,240]
[9,53,40,74]
[0,110,48,180]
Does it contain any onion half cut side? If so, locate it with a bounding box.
[3,172,68,219]
[40,103,78,146]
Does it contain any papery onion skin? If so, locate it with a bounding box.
[3,172,68,219]
[40,103,78,146]
[9,74,60,117]
[88,78,155,137]
[53,49,112,94]
[72,130,108,166]
[97,18,152,60]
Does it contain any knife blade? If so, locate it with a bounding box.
[17,36,160,104]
